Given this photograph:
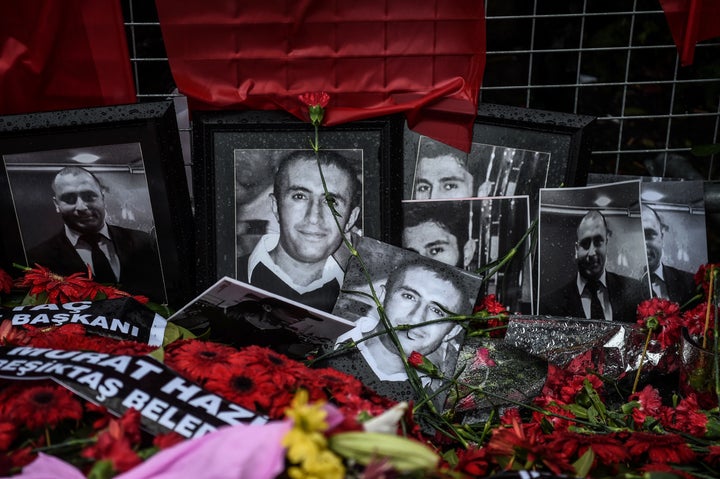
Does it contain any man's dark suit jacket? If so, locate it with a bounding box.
[27,225,165,303]
[540,271,649,323]
[642,264,698,306]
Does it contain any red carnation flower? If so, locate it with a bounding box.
[0,319,30,346]
[705,445,720,467]
[682,301,712,336]
[694,263,719,296]
[455,445,491,477]
[636,297,684,348]
[548,431,629,467]
[471,347,496,368]
[476,294,508,315]
[0,269,12,294]
[487,418,573,476]
[628,385,663,427]
[97,284,149,304]
[625,432,696,464]
[164,339,237,384]
[9,382,83,430]
[408,351,424,367]
[299,91,330,108]
[661,393,708,437]
[82,417,143,473]
[153,432,185,450]
[0,419,17,450]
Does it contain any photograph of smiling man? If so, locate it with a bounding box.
[537,181,651,322]
[236,149,361,313]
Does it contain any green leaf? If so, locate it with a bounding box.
[572,447,595,478]
[162,322,196,347]
[642,472,684,479]
[87,459,115,479]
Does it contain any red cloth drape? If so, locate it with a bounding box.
[659,0,720,66]
[0,0,136,115]
[155,0,485,152]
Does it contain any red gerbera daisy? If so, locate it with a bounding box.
[8,382,83,430]
[233,345,306,389]
[164,339,237,384]
[203,365,279,416]
[17,264,102,303]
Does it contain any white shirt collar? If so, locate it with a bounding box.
[64,224,111,246]
[246,234,343,295]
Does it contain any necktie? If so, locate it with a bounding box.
[651,273,668,299]
[81,233,116,283]
[586,280,605,320]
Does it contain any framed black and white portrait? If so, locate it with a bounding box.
[537,181,652,322]
[0,101,194,307]
[403,103,595,214]
[192,110,403,296]
[401,196,532,313]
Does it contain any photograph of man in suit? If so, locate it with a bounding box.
[402,201,475,270]
[27,166,165,302]
[539,210,647,322]
[641,205,697,305]
[236,150,361,312]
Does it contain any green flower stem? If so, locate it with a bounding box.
[713,272,719,403]
[475,219,537,280]
[310,127,435,418]
[703,267,717,350]
[632,326,654,394]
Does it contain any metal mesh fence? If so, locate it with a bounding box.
[122,0,720,181]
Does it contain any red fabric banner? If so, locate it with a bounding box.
[0,0,136,116]
[155,0,485,152]
[659,0,720,66]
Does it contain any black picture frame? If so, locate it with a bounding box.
[0,101,194,307]
[403,103,596,204]
[192,110,403,291]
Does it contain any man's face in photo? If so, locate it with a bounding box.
[272,157,359,264]
[642,209,664,273]
[575,214,607,281]
[52,171,106,234]
[413,155,474,200]
[403,221,461,267]
[382,265,462,356]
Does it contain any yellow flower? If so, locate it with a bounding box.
[283,389,345,479]
[284,389,328,433]
[283,428,325,464]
